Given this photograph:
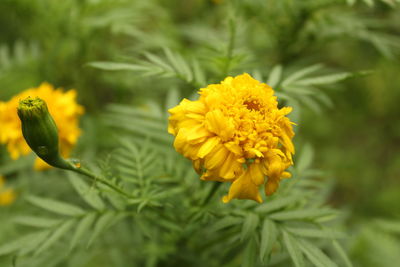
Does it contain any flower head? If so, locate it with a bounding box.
[168,73,295,203]
[0,83,84,170]
[0,176,16,206]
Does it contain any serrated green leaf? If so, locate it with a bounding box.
[13,216,62,228]
[296,143,314,174]
[68,174,105,211]
[282,64,323,86]
[300,95,322,114]
[283,231,305,267]
[298,239,337,267]
[269,208,337,221]
[283,85,316,95]
[255,194,303,214]
[87,212,124,247]
[70,213,97,251]
[267,65,282,88]
[87,62,143,71]
[144,52,174,72]
[26,195,85,216]
[35,219,76,256]
[285,227,346,239]
[0,231,48,256]
[242,238,257,267]
[163,48,192,82]
[18,230,51,256]
[374,218,400,233]
[295,71,370,86]
[241,213,259,241]
[165,88,180,110]
[363,0,374,6]
[192,58,206,86]
[210,216,242,232]
[314,91,334,108]
[332,240,353,267]
[260,219,277,261]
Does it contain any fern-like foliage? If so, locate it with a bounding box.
[89,48,207,88]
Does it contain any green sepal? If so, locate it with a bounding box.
[17,97,72,170]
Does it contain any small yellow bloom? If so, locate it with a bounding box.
[0,176,16,206]
[168,73,295,203]
[0,83,84,170]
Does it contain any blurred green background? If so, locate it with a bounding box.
[0,0,400,266]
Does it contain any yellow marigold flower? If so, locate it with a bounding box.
[168,73,295,203]
[0,83,84,170]
[0,176,16,206]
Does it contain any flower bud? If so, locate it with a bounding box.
[17,97,72,170]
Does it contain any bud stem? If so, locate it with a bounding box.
[66,162,132,198]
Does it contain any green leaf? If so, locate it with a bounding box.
[298,239,337,267]
[192,58,206,86]
[296,143,314,174]
[282,64,323,86]
[13,216,62,228]
[241,213,260,241]
[267,65,282,88]
[255,194,303,214]
[300,95,322,114]
[285,227,346,239]
[70,213,97,251]
[269,208,337,221]
[18,231,51,256]
[363,0,374,6]
[0,231,48,256]
[144,52,174,73]
[68,174,105,211]
[87,212,124,247]
[375,218,400,233]
[26,195,85,216]
[295,71,370,86]
[332,240,353,267]
[259,219,278,261]
[283,231,305,267]
[35,219,76,256]
[210,216,242,232]
[163,48,193,82]
[87,62,143,71]
[242,238,257,267]
[165,88,180,110]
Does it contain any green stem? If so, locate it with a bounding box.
[201,182,222,206]
[66,161,132,198]
[222,18,236,77]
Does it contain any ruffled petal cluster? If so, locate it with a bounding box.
[0,176,16,206]
[0,83,84,170]
[168,73,295,203]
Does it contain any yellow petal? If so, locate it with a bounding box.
[281,171,292,179]
[192,159,203,174]
[205,109,234,140]
[34,157,52,171]
[185,124,211,144]
[218,152,239,179]
[248,163,264,185]
[197,136,220,158]
[265,179,279,196]
[204,145,228,170]
[223,171,262,203]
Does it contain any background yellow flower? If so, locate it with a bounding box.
[0,83,84,170]
[168,73,295,203]
[0,176,16,206]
